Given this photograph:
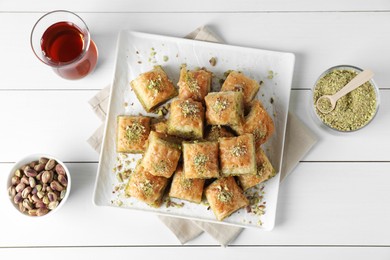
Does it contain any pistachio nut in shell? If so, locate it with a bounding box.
[24,168,38,178]
[45,159,56,171]
[50,181,64,191]
[14,169,22,177]
[11,176,20,185]
[55,164,66,175]
[37,207,49,216]
[13,193,23,204]
[34,163,45,172]
[58,174,68,187]
[48,201,59,210]
[22,199,33,210]
[15,182,26,193]
[39,157,49,164]
[21,186,32,199]
[41,171,53,184]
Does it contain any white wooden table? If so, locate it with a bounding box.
[1,1,390,259]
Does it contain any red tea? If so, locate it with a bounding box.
[41,21,84,63]
[40,21,98,79]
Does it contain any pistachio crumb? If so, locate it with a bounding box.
[217,185,233,203]
[180,100,200,117]
[212,98,229,114]
[209,57,217,66]
[194,154,208,173]
[125,122,146,143]
[231,143,247,157]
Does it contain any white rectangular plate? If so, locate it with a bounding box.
[93,31,295,230]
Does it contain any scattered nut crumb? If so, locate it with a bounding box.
[209,57,217,66]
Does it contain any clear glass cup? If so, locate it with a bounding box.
[30,10,98,80]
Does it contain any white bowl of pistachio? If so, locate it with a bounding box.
[311,65,380,133]
[7,154,71,217]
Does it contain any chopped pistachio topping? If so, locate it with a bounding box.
[147,75,163,95]
[212,98,229,114]
[125,122,146,143]
[231,143,247,157]
[138,180,153,197]
[253,129,266,142]
[180,100,200,117]
[153,160,170,173]
[181,174,193,189]
[217,185,233,203]
[194,153,208,173]
[185,73,200,93]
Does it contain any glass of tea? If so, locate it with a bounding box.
[30,10,98,80]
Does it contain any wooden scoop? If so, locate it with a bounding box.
[316,69,374,114]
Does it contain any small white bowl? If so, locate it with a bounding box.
[6,154,71,217]
[311,65,380,133]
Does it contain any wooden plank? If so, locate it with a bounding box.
[0,91,101,162]
[1,0,390,12]
[0,90,388,163]
[1,162,390,247]
[1,247,390,260]
[1,12,390,90]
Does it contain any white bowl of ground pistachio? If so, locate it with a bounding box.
[311,65,380,133]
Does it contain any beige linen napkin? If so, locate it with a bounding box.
[88,26,317,246]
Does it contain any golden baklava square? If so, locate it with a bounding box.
[169,165,205,203]
[234,100,275,146]
[141,131,181,178]
[167,99,204,140]
[183,141,219,179]
[219,134,256,176]
[237,147,276,191]
[130,65,178,112]
[204,91,244,126]
[116,116,151,153]
[204,125,235,142]
[178,65,212,102]
[221,71,260,107]
[125,165,169,208]
[205,176,249,221]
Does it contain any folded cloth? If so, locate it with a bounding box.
[87,26,317,246]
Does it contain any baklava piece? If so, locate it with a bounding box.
[219,134,256,176]
[205,176,249,221]
[151,118,169,135]
[141,131,181,178]
[234,100,275,146]
[237,147,276,191]
[116,116,151,153]
[167,99,204,140]
[204,91,244,126]
[178,65,212,102]
[169,165,205,203]
[204,125,235,142]
[125,165,169,208]
[130,65,178,112]
[221,71,260,107]
[183,141,219,179]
